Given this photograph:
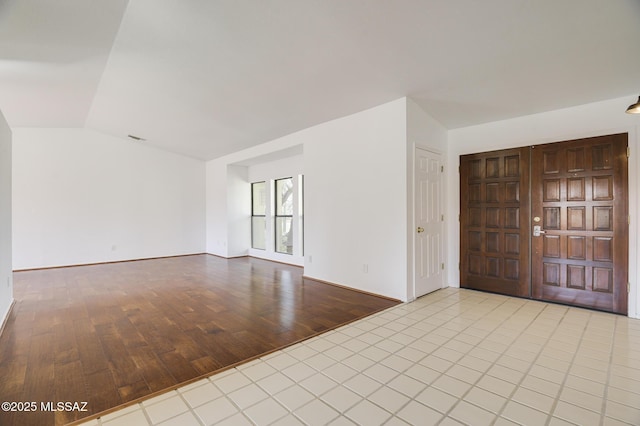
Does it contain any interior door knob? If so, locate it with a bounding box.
[417,227,424,233]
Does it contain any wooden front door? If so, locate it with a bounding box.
[460,134,628,314]
[460,147,530,298]
[531,134,628,315]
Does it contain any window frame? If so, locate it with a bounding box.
[274,177,294,255]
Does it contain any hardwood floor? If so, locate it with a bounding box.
[0,255,399,425]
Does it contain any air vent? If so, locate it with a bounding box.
[127,134,146,141]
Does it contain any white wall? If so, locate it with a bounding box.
[407,99,449,152]
[227,164,250,257]
[406,99,449,300]
[12,128,206,269]
[206,158,229,257]
[303,100,407,300]
[206,99,410,300]
[447,95,640,318]
[0,110,13,328]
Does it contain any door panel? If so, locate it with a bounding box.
[415,148,444,297]
[531,134,628,314]
[460,147,530,297]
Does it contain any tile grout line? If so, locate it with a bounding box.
[439,297,556,425]
[375,291,499,422]
[279,289,473,423]
[302,290,461,423]
[493,303,576,426]
[425,295,530,424]
[364,289,485,423]
[601,315,618,426]
[368,291,540,424]
[539,309,592,426]
[176,387,206,426]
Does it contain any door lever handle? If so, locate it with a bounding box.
[417,227,424,233]
[533,225,546,236]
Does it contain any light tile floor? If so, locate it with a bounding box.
[79,288,640,426]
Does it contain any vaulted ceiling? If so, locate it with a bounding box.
[1,0,639,160]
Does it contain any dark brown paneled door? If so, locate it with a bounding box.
[460,134,628,315]
[460,147,531,298]
[531,134,628,315]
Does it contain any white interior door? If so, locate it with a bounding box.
[415,148,444,297]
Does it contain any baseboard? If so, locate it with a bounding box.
[204,253,303,268]
[302,275,402,303]
[15,252,300,273]
[249,256,303,268]
[13,253,207,272]
[0,298,15,338]
[205,253,248,260]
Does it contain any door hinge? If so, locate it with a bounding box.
[629,215,631,225]
[441,214,444,221]
[629,282,631,293]
[627,147,630,158]
[441,165,444,173]
[441,263,444,270]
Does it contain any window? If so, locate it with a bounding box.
[275,177,293,254]
[250,175,303,257]
[251,182,266,250]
